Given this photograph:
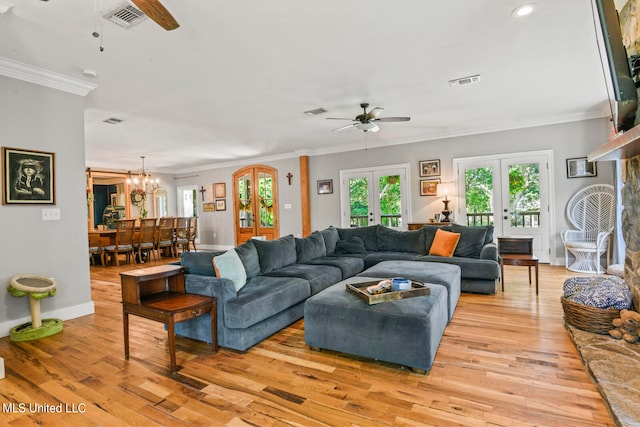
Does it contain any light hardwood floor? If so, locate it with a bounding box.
[0,258,614,426]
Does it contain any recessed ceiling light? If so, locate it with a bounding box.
[512,4,536,17]
[82,69,97,78]
[103,117,123,124]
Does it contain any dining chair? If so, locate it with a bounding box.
[157,217,176,258]
[88,235,104,266]
[174,217,191,254]
[103,219,136,266]
[187,216,198,252]
[135,218,158,263]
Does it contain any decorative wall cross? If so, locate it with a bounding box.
[199,186,206,201]
[286,173,293,185]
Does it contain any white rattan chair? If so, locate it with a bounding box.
[561,184,615,274]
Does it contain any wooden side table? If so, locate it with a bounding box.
[120,264,217,374]
[498,237,539,295]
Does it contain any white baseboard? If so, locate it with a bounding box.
[0,301,95,338]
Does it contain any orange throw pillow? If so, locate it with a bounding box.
[429,229,461,257]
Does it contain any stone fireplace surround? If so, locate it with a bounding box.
[568,152,640,426]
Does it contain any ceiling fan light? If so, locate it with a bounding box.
[357,122,379,132]
[512,4,536,17]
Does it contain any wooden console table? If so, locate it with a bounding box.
[497,237,539,295]
[408,222,453,230]
[120,264,217,374]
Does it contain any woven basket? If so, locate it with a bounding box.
[561,296,620,334]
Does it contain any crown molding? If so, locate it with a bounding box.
[0,1,13,15]
[0,57,97,96]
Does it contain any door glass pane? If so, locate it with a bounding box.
[349,177,369,227]
[238,173,252,227]
[258,172,274,227]
[507,162,540,228]
[378,174,402,227]
[464,167,494,226]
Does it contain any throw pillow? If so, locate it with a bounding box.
[319,226,340,255]
[428,229,461,257]
[334,236,367,255]
[213,249,247,292]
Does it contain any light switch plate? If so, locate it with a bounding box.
[0,357,4,379]
[42,208,60,221]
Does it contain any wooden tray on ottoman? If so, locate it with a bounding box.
[346,280,430,305]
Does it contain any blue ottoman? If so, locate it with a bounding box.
[304,276,448,373]
[357,260,460,321]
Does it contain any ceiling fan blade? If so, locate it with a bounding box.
[332,123,358,132]
[374,117,411,122]
[326,117,355,120]
[367,107,384,119]
[131,0,180,30]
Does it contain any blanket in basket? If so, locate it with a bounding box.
[563,276,631,309]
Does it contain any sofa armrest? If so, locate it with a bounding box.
[480,243,498,261]
[184,274,237,304]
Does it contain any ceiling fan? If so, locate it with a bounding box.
[327,103,410,132]
[131,0,180,30]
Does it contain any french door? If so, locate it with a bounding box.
[340,164,409,229]
[453,151,552,262]
[233,165,279,245]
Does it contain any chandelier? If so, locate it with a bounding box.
[127,156,159,192]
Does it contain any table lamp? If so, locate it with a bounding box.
[437,183,454,222]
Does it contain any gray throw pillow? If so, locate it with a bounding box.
[334,236,367,255]
[337,225,378,251]
[180,251,224,276]
[377,226,426,253]
[253,235,297,274]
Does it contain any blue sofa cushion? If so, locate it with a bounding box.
[224,275,311,329]
[334,236,367,255]
[180,251,224,276]
[418,255,500,280]
[304,256,365,279]
[235,239,261,279]
[451,224,487,258]
[265,263,342,294]
[377,225,426,253]
[337,225,379,251]
[253,235,297,274]
[319,226,340,256]
[295,232,327,263]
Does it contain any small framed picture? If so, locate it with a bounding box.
[566,157,597,178]
[215,199,226,211]
[203,203,215,212]
[110,193,117,206]
[420,179,440,196]
[419,159,440,177]
[214,182,226,198]
[2,147,55,205]
[317,179,333,194]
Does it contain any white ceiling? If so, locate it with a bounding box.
[0,0,613,174]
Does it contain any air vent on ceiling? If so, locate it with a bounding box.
[103,3,147,29]
[103,117,123,124]
[304,108,328,116]
[449,74,481,87]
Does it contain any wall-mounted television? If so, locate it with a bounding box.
[595,0,638,132]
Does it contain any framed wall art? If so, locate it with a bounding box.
[420,179,440,196]
[566,157,597,178]
[214,182,226,198]
[2,147,55,205]
[419,159,440,177]
[317,179,333,194]
[215,199,226,211]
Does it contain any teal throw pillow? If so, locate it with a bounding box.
[213,249,247,292]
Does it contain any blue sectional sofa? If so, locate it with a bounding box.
[174,224,499,351]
